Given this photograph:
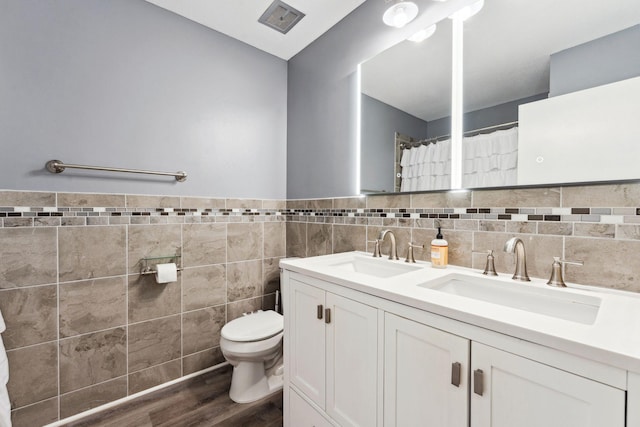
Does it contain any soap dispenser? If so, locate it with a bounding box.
[430,226,448,268]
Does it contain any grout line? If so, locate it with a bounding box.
[56,225,61,420]
[180,222,184,376]
[125,224,129,397]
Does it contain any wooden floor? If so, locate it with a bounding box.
[61,366,283,427]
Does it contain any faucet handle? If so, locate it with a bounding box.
[405,243,424,263]
[473,249,498,276]
[547,257,583,287]
[368,240,381,258]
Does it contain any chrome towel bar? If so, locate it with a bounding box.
[45,160,187,182]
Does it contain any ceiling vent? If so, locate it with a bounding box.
[258,0,306,34]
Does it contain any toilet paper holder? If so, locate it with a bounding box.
[140,253,183,276]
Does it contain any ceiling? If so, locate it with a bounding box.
[144,0,366,60]
[362,0,640,122]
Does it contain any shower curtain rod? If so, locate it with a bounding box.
[402,121,519,149]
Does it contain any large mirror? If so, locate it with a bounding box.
[360,0,640,194]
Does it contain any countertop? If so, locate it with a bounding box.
[281,251,640,373]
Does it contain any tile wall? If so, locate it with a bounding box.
[0,191,286,426]
[3,182,640,426]
[286,183,640,293]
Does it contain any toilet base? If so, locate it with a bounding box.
[229,357,284,404]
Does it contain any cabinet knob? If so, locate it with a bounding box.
[474,369,484,396]
[317,304,323,319]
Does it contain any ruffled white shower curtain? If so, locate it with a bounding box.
[400,139,451,191]
[462,127,518,188]
[399,127,518,191]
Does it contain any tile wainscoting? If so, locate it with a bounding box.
[0,191,286,426]
[3,182,640,425]
[285,183,640,293]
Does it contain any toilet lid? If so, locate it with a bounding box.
[221,310,283,342]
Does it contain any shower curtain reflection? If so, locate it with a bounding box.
[462,127,518,188]
[400,139,452,192]
[398,125,518,191]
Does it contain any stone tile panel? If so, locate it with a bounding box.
[128,316,181,373]
[182,265,226,311]
[0,285,57,349]
[60,376,127,419]
[182,223,226,267]
[59,226,126,282]
[59,327,127,393]
[227,260,262,303]
[128,274,181,324]
[182,305,225,355]
[128,360,181,394]
[227,223,262,262]
[0,227,57,289]
[59,276,126,338]
[7,342,58,408]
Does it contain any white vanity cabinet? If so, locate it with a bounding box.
[287,277,378,427]
[384,313,626,427]
[384,313,470,427]
[282,264,631,427]
[471,342,625,427]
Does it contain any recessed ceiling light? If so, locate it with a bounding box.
[383,1,419,28]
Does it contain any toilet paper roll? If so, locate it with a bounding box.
[155,263,178,284]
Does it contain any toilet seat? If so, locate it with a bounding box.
[220,331,283,359]
[221,310,283,342]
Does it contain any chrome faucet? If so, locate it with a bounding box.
[378,229,399,260]
[503,237,530,281]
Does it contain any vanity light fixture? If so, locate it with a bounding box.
[448,0,485,189]
[408,24,437,42]
[383,1,419,28]
[449,0,484,21]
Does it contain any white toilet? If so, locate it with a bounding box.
[220,310,284,403]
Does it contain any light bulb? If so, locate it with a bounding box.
[393,7,408,27]
[383,2,419,28]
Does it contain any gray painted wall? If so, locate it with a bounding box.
[0,0,287,198]
[550,24,640,97]
[361,95,428,193]
[287,0,476,198]
[427,93,548,138]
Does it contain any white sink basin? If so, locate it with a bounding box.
[329,254,422,278]
[418,274,601,325]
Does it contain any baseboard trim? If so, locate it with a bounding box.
[44,361,230,427]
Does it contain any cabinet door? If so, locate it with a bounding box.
[325,293,378,427]
[471,342,625,427]
[384,313,470,427]
[289,279,327,408]
[290,388,335,427]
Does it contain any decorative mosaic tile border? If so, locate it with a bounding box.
[3,204,638,228]
[0,206,285,227]
[283,207,640,224]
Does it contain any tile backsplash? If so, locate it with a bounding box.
[0,191,285,426]
[3,182,640,425]
[285,183,640,293]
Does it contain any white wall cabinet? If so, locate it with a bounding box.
[288,278,378,427]
[283,272,628,427]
